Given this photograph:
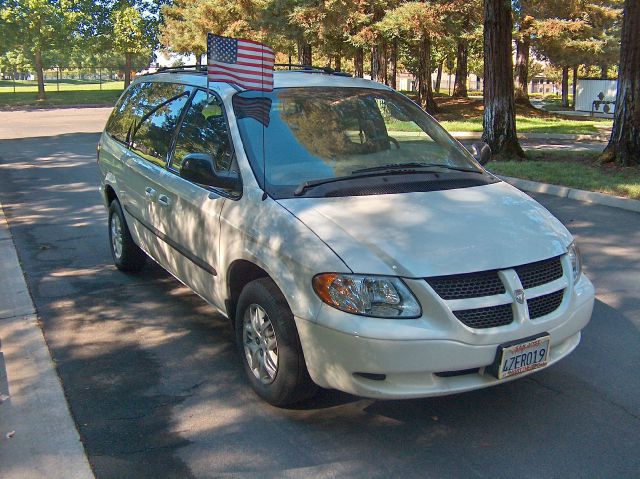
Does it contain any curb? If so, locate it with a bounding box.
[450,131,609,142]
[0,201,94,479]
[500,176,640,213]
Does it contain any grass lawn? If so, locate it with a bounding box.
[487,151,640,200]
[440,116,612,134]
[0,89,123,107]
[0,79,124,92]
[434,96,612,135]
[0,79,124,108]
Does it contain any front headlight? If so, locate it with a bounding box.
[312,273,421,318]
[567,241,582,282]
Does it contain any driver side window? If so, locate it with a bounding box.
[170,90,234,174]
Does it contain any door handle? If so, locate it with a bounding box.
[157,194,171,207]
[144,187,157,200]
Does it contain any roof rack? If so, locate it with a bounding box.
[147,64,207,75]
[274,63,352,77]
[145,63,352,78]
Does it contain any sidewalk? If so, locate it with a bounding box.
[0,200,94,479]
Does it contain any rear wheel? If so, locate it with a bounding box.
[108,200,146,272]
[235,278,317,406]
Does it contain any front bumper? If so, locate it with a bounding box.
[296,276,594,399]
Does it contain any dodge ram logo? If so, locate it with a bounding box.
[514,289,525,304]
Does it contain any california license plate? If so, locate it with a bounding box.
[490,334,551,380]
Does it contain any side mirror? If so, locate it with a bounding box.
[180,153,240,191]
[470,142,491,166]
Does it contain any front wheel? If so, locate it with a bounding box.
[235,278,317,406]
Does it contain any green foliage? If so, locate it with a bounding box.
[531,0,623,68]
[112,5,151,57]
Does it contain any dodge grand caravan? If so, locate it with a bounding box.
[97,67,595,406]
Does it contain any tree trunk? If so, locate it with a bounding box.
[417,36,438,114]
[435,59,443,93]
[561,66,569,108]
[600,65,608,79]
[34,48,45,100]
[514,34,532,106]
[354,48,364,78]
[572,66,578,108]
[124,52,132,88]
[382,44,389,85]
[334,55,342,71]
[389,39,398,89]
[195,53,202,67]
[297,41,312,66]
[452,40,468,98]
[482,0,525,160]
[371,43,385,82]
[602,0,640,166]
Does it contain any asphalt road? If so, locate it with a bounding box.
[0,114,638,478]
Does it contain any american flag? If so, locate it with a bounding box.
[207,34,275,92]
[232,96,272,127]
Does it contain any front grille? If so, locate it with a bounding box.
[426,271,504,300]
[428,255,565,330]
[515,256,563,289]
[453,303,513,329]
[528,289,564,319]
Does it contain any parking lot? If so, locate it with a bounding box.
[0,109,638,478]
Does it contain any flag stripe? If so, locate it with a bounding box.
[208,62,274,78]
[237,42,275,56]
[208,73,272,90]
[236,52,276,63]
[208,69,273,86]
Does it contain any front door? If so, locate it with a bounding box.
[153,89,240,307]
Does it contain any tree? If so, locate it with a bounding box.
[376,1,443,113]
[532,1,621,107]
[482,0,525,160]
[601,0,639,166]
[442,0,482,99]
[112,5,152,87]
[513,12,534,105]
[0,0,81,99]
[160,0,208,64]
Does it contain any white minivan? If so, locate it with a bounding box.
[97,67,595,405]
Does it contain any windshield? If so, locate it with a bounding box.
[233,87,484,197]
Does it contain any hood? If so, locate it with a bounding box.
[278,182,572,278]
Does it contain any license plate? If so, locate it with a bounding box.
[490,334,551,380]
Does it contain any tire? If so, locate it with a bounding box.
[235,278,317,406]
[108,199,146,272]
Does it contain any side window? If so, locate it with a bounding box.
[129,83,192,167]
[105,82,146,144]
[170,90,234,174]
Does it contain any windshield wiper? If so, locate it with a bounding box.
[351,162,482,175]
[294,175,361,196]
[294,162,482,197]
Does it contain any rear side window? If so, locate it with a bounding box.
[129,83,192,166]
[105,82,146,144]
[105,81,192,166]
[170,90,234,173]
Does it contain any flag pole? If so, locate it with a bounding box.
[206,34,211,100]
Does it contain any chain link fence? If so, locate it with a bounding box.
[1,66,125,93]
